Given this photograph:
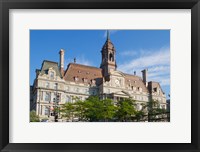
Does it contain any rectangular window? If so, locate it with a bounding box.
[46,82,49,88]
[85,89,89,94]
[45,107,49,115]
[54,83,58,89]
[50,71,54,79]
[66,96,71,102]
[45,92,50,101]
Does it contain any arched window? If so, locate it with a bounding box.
[109,53,114,61]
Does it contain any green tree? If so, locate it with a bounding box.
[101,98,117,122]
[74,100,86,121]
[30,110,40,122]
[146,99,167,122]
[83,96,102,122]
[115,98,137,122]
[60,102,75,121]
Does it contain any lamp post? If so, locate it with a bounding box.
[54,83,59,122]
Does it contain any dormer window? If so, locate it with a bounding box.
[92,79,96,84]
[74,76,79,82]
[83,78,88,83]
[49,71,54,79]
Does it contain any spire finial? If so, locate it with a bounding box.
[107,30,110,40]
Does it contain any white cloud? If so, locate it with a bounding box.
[118,47,170,86]
[119,50,138,56]
[76,56,92,66]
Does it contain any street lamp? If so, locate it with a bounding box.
[54,83,59,122]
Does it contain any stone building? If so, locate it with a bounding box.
[30,31,167,121]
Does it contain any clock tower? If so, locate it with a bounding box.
[100,30,117,77]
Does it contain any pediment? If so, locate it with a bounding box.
[113,90,130,97]
[110,70,125,77]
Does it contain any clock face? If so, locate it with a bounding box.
[115,79,120,85]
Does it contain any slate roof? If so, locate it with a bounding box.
[63,63,150,93]
[40,60,62,77]
[124,73,149,93]
[64,63,103,86]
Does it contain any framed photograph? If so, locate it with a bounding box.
[0,0,200,152]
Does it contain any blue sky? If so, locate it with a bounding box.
[30,30,170,99]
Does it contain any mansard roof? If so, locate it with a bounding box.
[40,60,62,77]
[64,63,103,85]
[124,73,149,93]
[148,81,165,94]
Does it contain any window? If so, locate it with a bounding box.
[136,104,142,110]
[92,90,95,95]
[83,78,88,83]
[66,96,71,102]
[75,88,79,92]
[53,93,56,102]
[50,71,54,79]
[85,89,89,94]
[92,79,96,84]
[161,105,165,109]
[46,82,50,88]
[54,83,58,89]
[109,53,114,61]
[44,106,49,115]
[108,89,110,93]
[45,92,50,101]
[74,76,79,81]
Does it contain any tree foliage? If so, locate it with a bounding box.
[59,96,168,122]
[30,110,40,122]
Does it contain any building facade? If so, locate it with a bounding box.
[30,32,167,121]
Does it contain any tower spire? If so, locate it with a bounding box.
[107,30,110,40]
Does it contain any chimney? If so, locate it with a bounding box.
[141,69,148,86]
[59,49,65,76]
